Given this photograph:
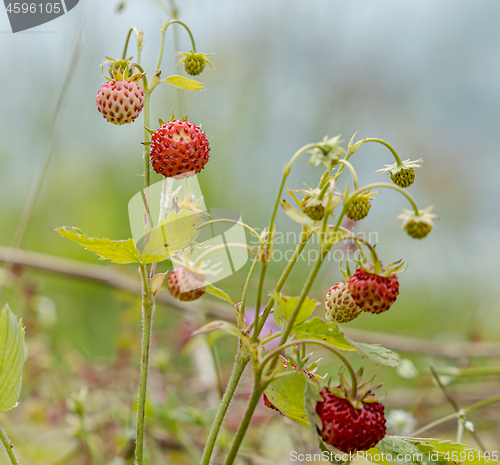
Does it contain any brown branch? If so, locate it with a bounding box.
[0,246,230,319]
[343,328,500,358]
[2,246,500,359]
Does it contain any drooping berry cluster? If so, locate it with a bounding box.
[150,120,210,179]
[325,264,400,323]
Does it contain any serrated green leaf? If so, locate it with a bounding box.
[205,284,234,306]
[368,436,499,465]
[291,317,355,351]
[192,320,241,339]
[273,293,318,330]
[369,436,438,465]
[142,210,201,263]
[0,305,25,413]
[348,339,400,367]
[419,438,499,465]
[163,75,204,90]
[56,227,141,264]
[280,200,315,226]
[264,364,310,427]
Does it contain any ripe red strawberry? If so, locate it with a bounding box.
[150,120,210,179]
[316,388,386,452]
[167,266,206,302]
[348,265,399,314]
[96,81,145,125]
[325,281,361,323]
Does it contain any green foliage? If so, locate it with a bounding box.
[273,293,317,329]
[369,436,500,465]
[205,284,234,306]
[291,317,355,351]
[56,226,141,264]
[280,200,315,226]
[348,339,400,367]
[0,305,25,413]
[192,320,241,339]
[142,210,201,263]
[163,75,204,90]
[264,363,315,427]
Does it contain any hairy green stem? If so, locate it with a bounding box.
[0,427,18,465]
[223,383,263,465]
[155,24,168,72]
[255,229,312,334]
[278,250,327,346]
[240,256,259,320]
[200,348,250,465]
[135,264,155,465]
[252,262,267,343]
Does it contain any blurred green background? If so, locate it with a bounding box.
[0,0,499,461]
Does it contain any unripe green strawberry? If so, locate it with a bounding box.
[301,195,325,221]
[177,51,214,76]
[325,281,361,323]
[395,206,438,240]
[184,55,205,76]
[390,168,415,188]
[345,197,371,221]
[167,266,206,302]
[404,221,432,239]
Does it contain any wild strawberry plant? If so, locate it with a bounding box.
[1,7,499,465]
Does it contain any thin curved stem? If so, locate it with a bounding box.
[412,395,500,437]
[362,138,404,166]
[278,250,328,346]
[194,243,259,265]
[260,339,358,398]
[255,229,312,335]
[0,427,18,465]
[240,256,259,319]
[333,182,420,233]
[122,27,137,60]
[155,24,168,72]
[335,159,359,190]
[166,19,197,52]
[200,348,250,465]
[252,261,267,343]
[199,219,263,246]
